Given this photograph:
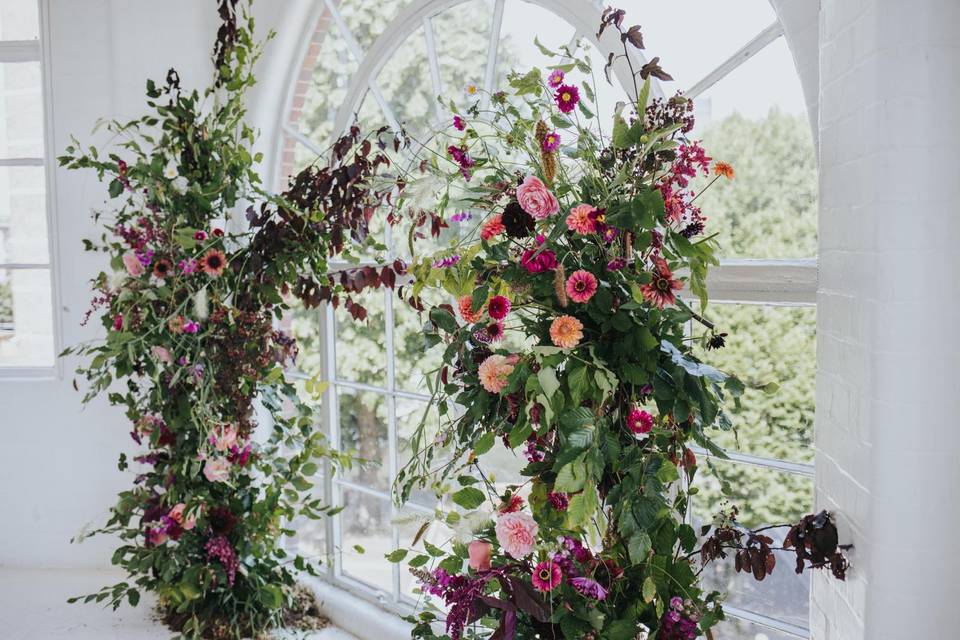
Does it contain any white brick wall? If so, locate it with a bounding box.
[817,0,960,637]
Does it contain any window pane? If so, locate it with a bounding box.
[287,475,330,571]
[339,0,414,52]
[337,388,389,491]
[698,304,815,465]
[693,462,812,629]
[711,617,804,640]
[334,287,386,386]
[396,397,442,508]
[0,267,53,367]
[0,165,47,263]
[375,26,435,136]
[0,1,39,41]
[397,515,453,599]
[0,62,44,158]
[338,487,394,592]
[393,291,444,394]
[495,1,575,88]
[692,39,817,259]
[284,301,323,379]
[295,21,358,149]
[432,0,494,98]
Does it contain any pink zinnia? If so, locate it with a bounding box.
[554,84,580,113]
[481,214,506,241]
[565,270,597,304]
[566,204,596,234]
[542,131,560,152]
[627,408,654,435]
[547,69,565,88]
[640,257,682,309]
[488,295,511,320]
[532,560,562,592]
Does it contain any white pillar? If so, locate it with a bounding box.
[816,1,960,638]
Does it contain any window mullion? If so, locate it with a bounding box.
[481,0,505,107]
[685,21,784,100]
[422,15,443,122]
[0,40,40,63]
[0,157,44,167]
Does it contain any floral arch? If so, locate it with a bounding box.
[274,1,820,638]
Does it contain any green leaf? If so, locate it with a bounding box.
[429,307,458,333]
[567,365,590,406]
[554,458,587,492]
[627,531,652,565]
[385,549,408,562]
[538,367,561,399]
[656,460,679,484]
[473,431,496,455]
[642,576,656,603]
[409,554,430,568]
[451,486,486,510]
[565,485,598,528]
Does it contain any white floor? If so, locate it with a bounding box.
[0,569,359,640]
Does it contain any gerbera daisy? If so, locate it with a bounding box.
[458,295,484,323]
[542,131,560,152]
[201,249,227,277]
[547,69,564,88]
[713,161,735,179]
[478,354,515,394]
[531,561,562,592]
[550,315,584,349]
[639,257,682,308]
[488,295,511,320]
[554,84,580,114]
[566,204,596,234]
[152,258,173,279]
[480,214,506,241]
[565,270,598,304]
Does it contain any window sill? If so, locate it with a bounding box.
[304,577,414,640]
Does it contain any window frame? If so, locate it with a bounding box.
[278,1,818,636]
[0,0,61,379]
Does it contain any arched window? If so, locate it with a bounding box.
[277,2,817,638]
[0,0,57,375]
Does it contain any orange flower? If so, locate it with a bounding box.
[480,214,506,241]
[549,315,584,349]
[458,295,484,323]
[713,161,735,180]
[201,249,227,277]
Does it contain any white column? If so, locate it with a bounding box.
[816,1,960,638]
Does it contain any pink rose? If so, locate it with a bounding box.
[168,503,197,530]
[122,251,145,277]
[516,175,559,220]
[495,511,538,559]
[151,346,172,363]
[203,457,231,483]
[468,540,493,572]
[211,423,239,452]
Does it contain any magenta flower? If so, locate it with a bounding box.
[453,115,466,131]
[570,576,607,600]
[547,69,565,88]
[520,235,558,273]
[554,84,580,113]
[432,254,461,268]
[193,230,208,241]
[547,491,569,511]
[487,295,511,320]
[112,314,124,331]
[181,319,200,334]
[627,407,654,435]
[565,270,598,303]
[531,560,563,592]
[450,211,472,222]
[205,535,239,587]
[606,257,627,271]
[542,131,561,152]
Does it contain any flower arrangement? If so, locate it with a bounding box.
[59,2,404,637]
[391,7,849,640]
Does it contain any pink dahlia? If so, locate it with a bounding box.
[549,315,584,349]
[566,204,596,234]
[488,295,511,320]
[554,84,580,113]
[516,175,559,220]
[495,511,538,559]
[565,270,598,304]
[480,214,506,241]
[478,354,515,394]
[627,408,654,435]
[532,560,562,592]
[547,69,565,88]
[640,257,682,308]
[458,295,484,323]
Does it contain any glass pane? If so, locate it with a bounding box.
[339,0,415,52]
[711,617,804,640]
[375,26,435,135]
[398,515,454,600]
[495,1,575,89]
[396,397,442,508]
[0,165,47,263]
[295,21,358,149]
[432,0,494,101]
[634,0,776,93]
[393,289,445,394]
[338,487,394,592]
[287,476,330,570]
[280,299,323,379]
[692,38,817,258]
[693,462,812,629]
[0,268,53,367]
[0,62,44,158]
[337,388,389,491]
[697,304,815,465]
[334,287,386,386]
[0,1,39,40]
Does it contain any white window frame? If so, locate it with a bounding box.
[277,1,818,636]
[0,0,61,379]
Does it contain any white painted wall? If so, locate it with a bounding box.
[815,0,960,638]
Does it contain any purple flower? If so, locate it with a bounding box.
[547,69,565,88]
[182,319,200,334]
[450,211,472,223]
[554,84,580,113]
[570,576,607,601]
[432,255,461,269]
[606,257,627,271]
[670,596,684,611]
[542,131,561,152]
[453,115,466,131]
[547,491,569,511]
[136,249,154,267]
[178,258,198,275]
[205,535,239,587]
